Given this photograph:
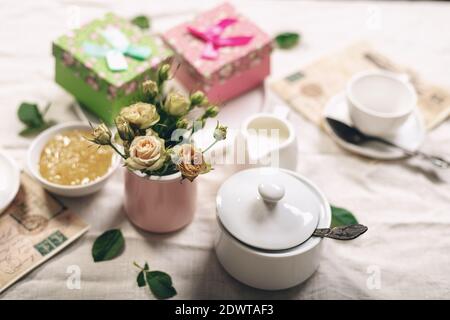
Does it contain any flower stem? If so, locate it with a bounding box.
[133,261,143,270]
[203,140,218,153]
[109,143,126,159]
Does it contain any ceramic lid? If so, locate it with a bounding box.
[216,168,327,251]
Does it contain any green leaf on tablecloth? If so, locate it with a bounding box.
[137,271,146,287]
[275,32,300,49]
[136,262,150,287]
[18,102,55,136]
[331,205,358,228]
[92,229,125,262]
[19,124,49,136]
[146,271,177,300]
[134,261,177,299]
[131,15,151,30]
[18,103,44,127]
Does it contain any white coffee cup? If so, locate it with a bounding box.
[346,70,417,136]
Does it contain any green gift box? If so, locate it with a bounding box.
[52,13,172,124]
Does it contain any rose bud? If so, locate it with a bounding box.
[158,64,171,83]
[115,115,134,141]
[204,105,219,118]
[142,80,158,99]
[91,123,112,145]
[176,118,189,129]
[190,91,207,106]
[213,122,228,141]
[163,92,191,117]
[120,102,160,129]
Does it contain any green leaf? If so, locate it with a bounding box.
[92,229,125,262]
[19,121,55,137]
[17,102,55,136]
[137,271,146,287]
[19,126,44,137]
[131,15,151,30]
[275,32,300,49]
[331,205,358,228]
[18,102,44,128]
[146,271,177,299]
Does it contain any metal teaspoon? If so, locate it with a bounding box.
[326,117,450,169]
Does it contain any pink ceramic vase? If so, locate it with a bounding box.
[123,169,197,233]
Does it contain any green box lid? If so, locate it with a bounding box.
[53,13,172,96]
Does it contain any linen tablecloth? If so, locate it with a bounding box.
[1,0,450,299]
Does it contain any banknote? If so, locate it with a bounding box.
[271,41,450,131]
[0,173,89,293]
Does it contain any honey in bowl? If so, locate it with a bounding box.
[39,129,113,186]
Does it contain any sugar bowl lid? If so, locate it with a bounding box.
[216,168,328,251]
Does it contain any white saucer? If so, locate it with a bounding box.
[0,150,20,213]
[323,92,426,160]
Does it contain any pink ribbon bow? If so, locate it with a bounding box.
[187,18,253,60]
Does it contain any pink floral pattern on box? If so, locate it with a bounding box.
[162,2,272,85]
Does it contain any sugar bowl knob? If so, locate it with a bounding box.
[258,183,285,203]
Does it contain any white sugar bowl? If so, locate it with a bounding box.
[214,167,331,290]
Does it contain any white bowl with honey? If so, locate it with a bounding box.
[27,122,120,197]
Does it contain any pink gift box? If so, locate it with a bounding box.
[162,2,272,103]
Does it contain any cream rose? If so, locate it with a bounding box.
[125,136,166,171]
[120,102,160,129]
[172,144,210,181]
[163,92,190,117]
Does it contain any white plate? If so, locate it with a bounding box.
[0,150,20,213]
[323,92,426,160]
